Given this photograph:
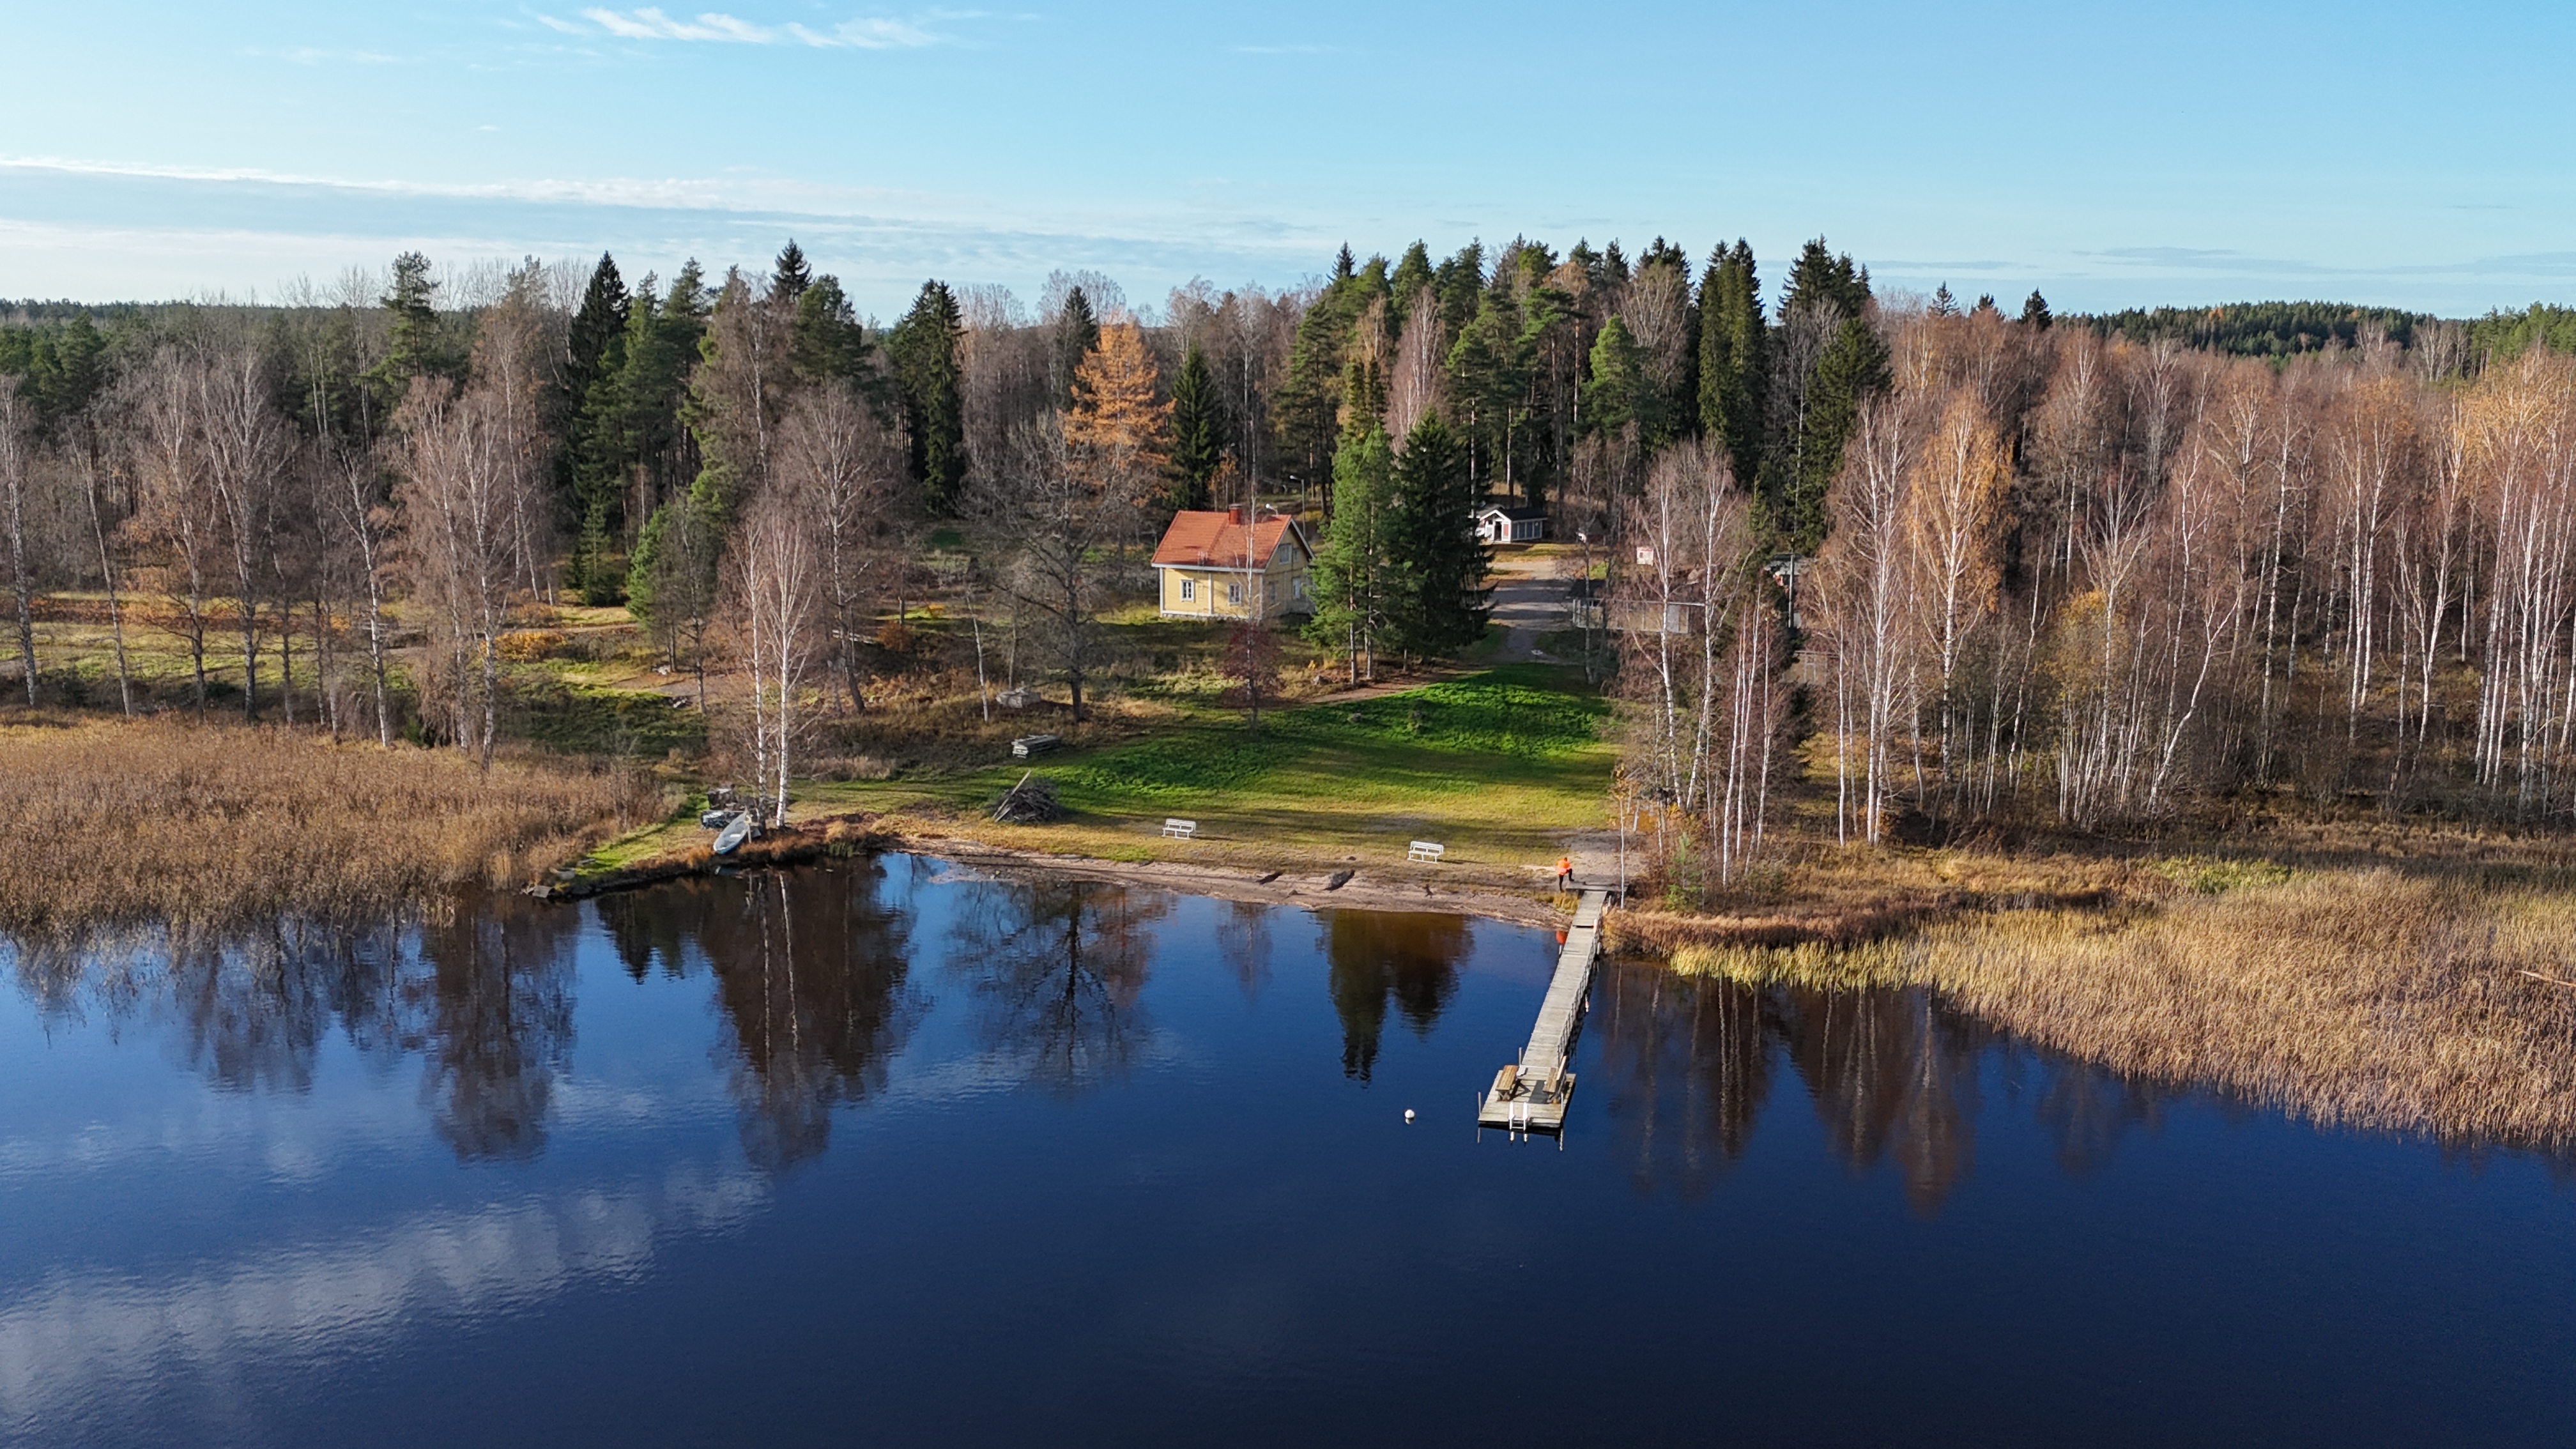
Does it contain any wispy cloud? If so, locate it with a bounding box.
[790,17,942,49]
[248,45,405,65]
[544,8,950,48]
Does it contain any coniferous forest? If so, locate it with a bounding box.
[9,236,2576,877]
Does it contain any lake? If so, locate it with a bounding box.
[4,855,2572,1445]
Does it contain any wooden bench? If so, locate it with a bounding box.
[1407,840,1445,862]
[1010,733,1061,759]
[1162,818,1198,839]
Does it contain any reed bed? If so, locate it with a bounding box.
[0,718,665,934]
[1650,866,2576,1151]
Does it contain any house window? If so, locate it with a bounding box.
[1293,576,1308,599]
[1179,578,1195,601]
[1227,582,1244,605]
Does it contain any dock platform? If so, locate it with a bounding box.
[1477,887,1607,1135]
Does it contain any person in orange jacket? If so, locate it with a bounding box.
[1555,855,1574,890]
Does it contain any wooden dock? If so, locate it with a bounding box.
[1477,887,1607,1136]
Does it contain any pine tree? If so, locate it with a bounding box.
[1698,240,1765,487]
[1432,241,1485,339]
[1167,341,1224,512]
[1385,415,1490,661]
[1581,314,1643,438]
[2021,290,2054,330]
[1306,426,1393,682]
[1273,256,1390,499]
[1051,286,1100,408]
[790,275,874,387]
[368,251,454,401]
[1446,291,1527,495]
[889,280,967,515]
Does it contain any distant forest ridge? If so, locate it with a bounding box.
[11,290,2576,362]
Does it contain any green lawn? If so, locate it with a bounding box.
[801,663,1616,876]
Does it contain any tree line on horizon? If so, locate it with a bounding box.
[11,238,2576,877]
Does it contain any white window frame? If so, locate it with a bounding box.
[1179,576,1195,601]
[1227,581,1244,605]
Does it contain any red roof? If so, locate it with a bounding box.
[1152,509,1305,569]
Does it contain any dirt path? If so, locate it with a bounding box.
[1486,549,1564,663]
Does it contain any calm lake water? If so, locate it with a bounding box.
[4,855,2573,1446]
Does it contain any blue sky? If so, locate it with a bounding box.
[4,1,2572,318]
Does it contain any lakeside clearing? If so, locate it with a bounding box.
[573,661,1618,903]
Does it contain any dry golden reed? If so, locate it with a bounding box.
[0,718,664,933]
[1646,866,2576,1151]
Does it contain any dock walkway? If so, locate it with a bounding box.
[1476,887,1607,1135]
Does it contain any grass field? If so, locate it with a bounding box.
[649,663,1624,882]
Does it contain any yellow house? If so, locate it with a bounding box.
[1152,507,1314,621]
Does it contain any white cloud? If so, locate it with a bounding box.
[549,8,947,47]
[578,7,774,42]
[790,17,940,49]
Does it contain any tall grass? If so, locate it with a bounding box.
[0,718,665,934]
[1650,865,2576,1150]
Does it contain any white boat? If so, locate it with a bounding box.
[712,813,755,855]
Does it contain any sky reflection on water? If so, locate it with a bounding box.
[4,855,2573,1446]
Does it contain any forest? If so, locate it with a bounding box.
[8,236,2576,903]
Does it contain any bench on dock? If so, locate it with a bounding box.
[1162,818,1198,839]
[1407,840,1445,862]
[1011,733,1061,759]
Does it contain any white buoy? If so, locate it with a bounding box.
[1404,1109,1416,1124]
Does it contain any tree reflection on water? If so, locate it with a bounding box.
[1323,910,1469,1082]
[595,863,922,1171]
[1591,958,2181,1213]
[405,900,582,1162]
[946,874,1167,1094]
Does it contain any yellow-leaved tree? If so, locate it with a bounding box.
[1062,321,1172,509]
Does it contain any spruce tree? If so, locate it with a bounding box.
[1931,282,1959,317]
[771,239,813,302]
[1388,241,1434,310]
[889,280,967,515]
[1385,415,1490,661]
[1697,240,1765,487]
[1781,238,1869,321]
[2021,290,2054,329]
[1166,342,1223,512]
[1784,316,1890,551]
[559,254,631,592]
[1306,426,1393,680]
[1051,286,1100,408]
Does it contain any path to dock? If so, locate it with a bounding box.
[1476,887,1607,1136]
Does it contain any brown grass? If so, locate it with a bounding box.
[0,716,667,933]
[1640,861,2576,1151]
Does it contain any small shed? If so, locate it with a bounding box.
[1476,505,1548,544]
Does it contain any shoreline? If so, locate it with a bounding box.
[537,816,1577,930]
